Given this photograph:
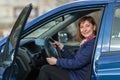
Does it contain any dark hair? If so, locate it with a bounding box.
[76,16,97,42]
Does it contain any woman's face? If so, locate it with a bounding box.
[79,20,95,38]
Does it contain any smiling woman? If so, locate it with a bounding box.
[36,15,98,80]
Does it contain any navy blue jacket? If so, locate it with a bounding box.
[56,37,95,80]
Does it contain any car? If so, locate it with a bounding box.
[0,0,120,80]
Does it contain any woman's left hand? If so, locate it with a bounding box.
[46,57,57,65]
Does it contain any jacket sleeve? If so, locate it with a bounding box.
[56,40,95,69]
[61,46,74,58]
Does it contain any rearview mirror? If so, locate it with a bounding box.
[58,32,68,43]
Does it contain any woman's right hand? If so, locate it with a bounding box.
[52,41,64,50]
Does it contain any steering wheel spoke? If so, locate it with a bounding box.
[44,37,61,58]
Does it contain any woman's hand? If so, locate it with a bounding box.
[46,57,57,65]
[52,41,64,50]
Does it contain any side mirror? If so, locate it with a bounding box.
[58,32,68,43]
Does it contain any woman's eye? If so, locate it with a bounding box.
[86,24,90,27]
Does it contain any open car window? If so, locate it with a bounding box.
[24,8,103,45]
[1,4,32,63]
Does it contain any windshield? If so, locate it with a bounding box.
[25,15,70,38]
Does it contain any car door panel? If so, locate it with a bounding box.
[96,53,120,80]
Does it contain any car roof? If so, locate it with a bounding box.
[24,0,117,30]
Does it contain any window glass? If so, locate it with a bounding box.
[26,14,70,38]
[14,7,38,19]
[110,7,120,51]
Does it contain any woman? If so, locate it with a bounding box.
[37,16,97,80]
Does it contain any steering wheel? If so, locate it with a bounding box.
[44,37,62,58]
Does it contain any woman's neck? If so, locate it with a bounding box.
[80,34,96,45]
[86,34,95,41]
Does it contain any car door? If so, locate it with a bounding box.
[93,2,120,80]
[0,3,32,80]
